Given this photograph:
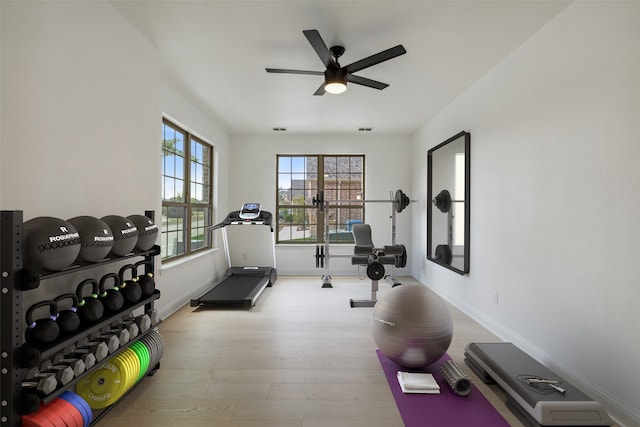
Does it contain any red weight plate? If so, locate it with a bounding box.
[21,410,56,427]
[47,398,82,427]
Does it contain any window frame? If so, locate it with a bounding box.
[276,154,365,244]
[161,118,214,262]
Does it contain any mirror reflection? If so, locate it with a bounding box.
[427,131,470,274]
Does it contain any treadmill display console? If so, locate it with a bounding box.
[239,203,261,220]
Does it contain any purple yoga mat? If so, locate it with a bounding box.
[377,350,510,427]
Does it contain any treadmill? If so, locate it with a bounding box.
[190,203,277,308]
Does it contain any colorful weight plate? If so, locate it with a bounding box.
[119,351,134,395]
[138,336,153,376]
[129,342,146,381]
[122,349,138,392]
[21,410,55,427]
[145,330,163,374]
[125,348,139,390]
[60,391,92,427]
[114,352,132,396]
[76,358,128,409]
[143,333,157,375]
[47,398,82,427]
[136,340,150,379]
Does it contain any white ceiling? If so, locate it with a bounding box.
[110,1,570,135]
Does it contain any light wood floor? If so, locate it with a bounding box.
[95,275,527,426]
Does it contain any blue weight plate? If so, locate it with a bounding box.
[60,391,92,427]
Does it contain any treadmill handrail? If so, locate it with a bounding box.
[206,210,273,232]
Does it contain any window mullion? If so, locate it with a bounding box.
[317,155,324,243]
[185,133,192,252]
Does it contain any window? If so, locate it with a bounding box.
[277,155,364,243]
[161,119,213,261]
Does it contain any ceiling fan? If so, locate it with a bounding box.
[266,29,406,96]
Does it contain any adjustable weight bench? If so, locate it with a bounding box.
[349,224,403,307]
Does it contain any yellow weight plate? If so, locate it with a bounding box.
[126,348,139,388]
[76,358,127,409]
[123,349,139,391]
[119,351,133,392]
[116,352,134,394]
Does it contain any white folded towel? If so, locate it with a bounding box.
[397,371,440,394]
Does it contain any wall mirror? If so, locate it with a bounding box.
[427,131,470,274]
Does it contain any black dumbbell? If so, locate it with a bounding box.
[64,346,96,370]
[52,353,85,377]
[18,389,43,414]
[39,360,74,386]
[21,375,57,396]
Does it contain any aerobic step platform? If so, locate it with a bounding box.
[464,342,611,427]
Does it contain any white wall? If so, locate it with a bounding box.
[0,1,231,320]
[411,2,640,425]
[0,0,163,315]
[1,1,159,217]
[229,133,413,276]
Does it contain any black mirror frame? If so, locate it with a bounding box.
[427,131,470,274]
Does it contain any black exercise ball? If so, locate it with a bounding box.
[127,215,158,251]
[67,216,115,263]
[101,215,139,257]
[23,217,81,271]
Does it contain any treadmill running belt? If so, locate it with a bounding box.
[199,275,269,306]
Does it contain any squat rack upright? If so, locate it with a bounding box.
[312,189,411,289]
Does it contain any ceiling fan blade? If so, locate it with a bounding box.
[313,82,326,96]
[303,29,334,69]
[265,68,324,76]
[344,45,406,74]
[347,74,389,90]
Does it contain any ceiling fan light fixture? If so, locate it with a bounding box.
[324,68,347,94]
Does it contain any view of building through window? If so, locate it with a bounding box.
[277,155,364,243]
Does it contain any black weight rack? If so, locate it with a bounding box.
[0,210,162,426]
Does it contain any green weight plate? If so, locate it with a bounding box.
[131,341,149,381]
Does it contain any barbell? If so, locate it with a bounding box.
[312,189,412,213]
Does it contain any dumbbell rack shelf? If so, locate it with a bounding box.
[18,290,161,369]
[28,318,162,406]
[0,210,161,427]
